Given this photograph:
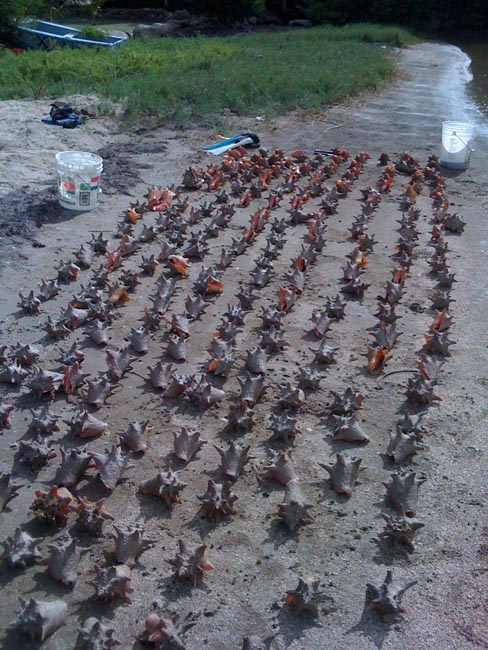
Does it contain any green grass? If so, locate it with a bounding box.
[0,24,418,127]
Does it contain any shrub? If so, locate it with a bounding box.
[0,0,53,37]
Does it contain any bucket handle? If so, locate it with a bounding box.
[72,172,100,187]
[452,130,475,152]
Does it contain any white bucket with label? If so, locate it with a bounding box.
[56,151,103,211]
[440,121,474,170]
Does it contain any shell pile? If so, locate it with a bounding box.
[0,145,465,646]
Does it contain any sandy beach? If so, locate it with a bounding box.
[0,41,488,649]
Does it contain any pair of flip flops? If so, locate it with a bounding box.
[42,103,84,129]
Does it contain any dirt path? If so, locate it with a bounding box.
[0,43,488,650]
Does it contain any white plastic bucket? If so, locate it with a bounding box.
[440,121,474,170]
[56,151,103,211]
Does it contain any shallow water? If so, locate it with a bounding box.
[454,38,488,124]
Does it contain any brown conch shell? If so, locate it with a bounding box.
[139,469,187,506]
[237,284,256,310]
[370,322,398,350]
[171,313,191,338]
[194,267,224,295]
[173,427,207,463]
[198,480,238,521]
[214,441,251,481]
[62,361,88,395]
[430,288,451,310]
[1,528,43,569]
[296,365,320,391]
[207,352,234,377]
[18,437,56,470]
[331,414,369,443]
[88,564,133,604]
[422,330,453,356]
[185,294,208,320]
[30,485,74,526]
[90,232,110,253]
[57,342,85,366]
[269,412,300,444]
[37,278,60,302]
[310,309,332,338]
[406,376,440,405]
[238,372,267,406]
[386,427,423,463]
[319,454,364,498]
[11,342,40,366]
[258,451,296,485]
[106,346,132,381]
[285,577,327,617]
[42,532,83,586]
[166,333,188,361]
[28,367,64,399]
[75,497,114,536]
[245,347,267,374]
[0,399,14,428]
[188,374,226,408]
[91,445,130,492]
[18,289,41,315]
[417,354,444,382]
[382,470,426,517]
[310,340,337,365]
[325,294,346,319]
[75,617,120,650]
[148,361,173,390]
[366,346,388,373]
[224,402,255,433]
[277,479,314,532]
[117,420,150,453]
[56,259,81,282]
[365,570,417,621]
[167,540,214,585]
[379,508,425,552]
[83,377,114,409]
[138,613,189,650]
[260,305,285,329]
[87,320,109,346]
[0,472,21,511]
[8,598,68,641]
[108,281,129,306]
[74,243,94,268]
[163,371,194,398]
[0,360,28,385]
[140,254,160,276]
[62,304,90,329]
[30,405,60,435]
[279,383,306,409]
[329,387,365,415]
[129,326,151,354]
[54,447,92,487]
[278,286,297,312]
[341,278,369,297]
[167,254,189,277]
[112,524,155,567]
[443,212,465,233]
[67,408,108,438]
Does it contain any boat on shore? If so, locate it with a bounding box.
[14,19,128,50]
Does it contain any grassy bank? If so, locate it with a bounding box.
[0,24,418,126]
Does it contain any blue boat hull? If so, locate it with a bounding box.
[14,19,128,50]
